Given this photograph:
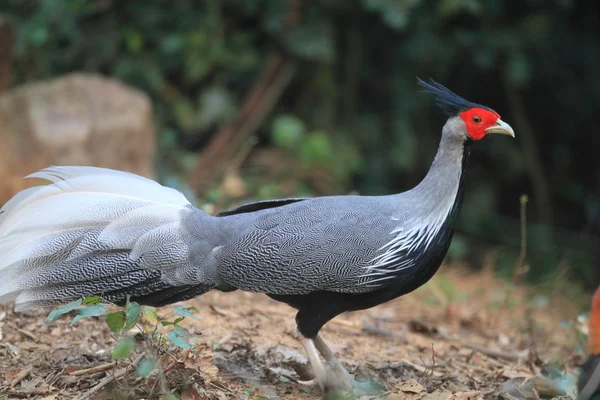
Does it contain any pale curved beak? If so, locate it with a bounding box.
[486,119,515,137]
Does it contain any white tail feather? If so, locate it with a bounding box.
[0,166,196,307]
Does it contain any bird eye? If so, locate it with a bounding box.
[472,116,482,124]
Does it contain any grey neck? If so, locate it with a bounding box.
[367,119,468,273]
[404,118,467,218]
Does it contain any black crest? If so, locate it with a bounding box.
[417,78,491,116]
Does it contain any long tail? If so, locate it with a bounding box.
[0,166,214,311]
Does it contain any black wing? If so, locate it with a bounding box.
[216,198,308,217]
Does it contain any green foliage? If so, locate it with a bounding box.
[167,325,194,349]
[272,115,305,150]
[124,299,142,332]
[83,295,102,305]
[45,298,82,324]
[71,304,106,326]
[106,311,126,337]
[112,336,136,360]
[45,296,202,396]
[173,306,200,321]
[136,357,157,377]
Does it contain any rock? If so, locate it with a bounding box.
[0,73,155,205]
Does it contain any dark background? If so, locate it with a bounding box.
[1,0,598,292]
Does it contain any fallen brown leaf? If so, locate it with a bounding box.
[422,391,454,400]
[399,378,425,394]
[452,390,482,400]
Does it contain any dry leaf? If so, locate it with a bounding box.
[502,370,532,379]
[210,304,240,318]
[422,391,454,400]
[181,386,205,400]
[4,368,22,381]
[452,391,482,400]
[20,376,43,390]
[183,345,219,380]
[399,378,425,394]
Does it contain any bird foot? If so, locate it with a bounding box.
[324,359,384,397]
[296,378,319,387]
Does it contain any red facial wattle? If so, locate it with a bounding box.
[459,108,501,140]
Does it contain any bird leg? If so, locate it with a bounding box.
[314,334,383,395]
[297,330,382,395]
[314,334,354,384]
[298,334,330,390]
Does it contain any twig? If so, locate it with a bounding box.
[512,194,529,283]
[10,366,32,387]
[6,322,38,342]
[418,343,437,378]
[430,343,437,377]
[207,379,237,396]
[69,362,117,376]
[376,359,443,377]
[463,342,528,362]
[77,353,145,400]
[427,281,449,307]
[4,388,59,398]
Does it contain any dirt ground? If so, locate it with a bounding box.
[0,265,588,400]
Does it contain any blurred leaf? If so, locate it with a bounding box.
[173,98,198,131]
[257,183,281,200]
[284,23,335,62]
[139,306,158,333]
[124,301,142,332]
[106,311,126,337]
[136,357,157,377]
[507,52,532,87]
[161,34,184,55]
[168,329,192,349]
[112,336,136,360]
[123,28,144,54]
[28,25,48,47]
[46,299,82,324]
[71,305,106,326]
[173,306,200,320]
[436,0,481,19]
[272,115,305,149]
[300,131,333,166]
[195,86,238,131]
[362,0,420,30]
[83,295,101,305]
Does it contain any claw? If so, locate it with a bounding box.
[296,378,319,387]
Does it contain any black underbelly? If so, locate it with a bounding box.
[268,235,451,338]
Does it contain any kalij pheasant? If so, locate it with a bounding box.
[0,79,514,393]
